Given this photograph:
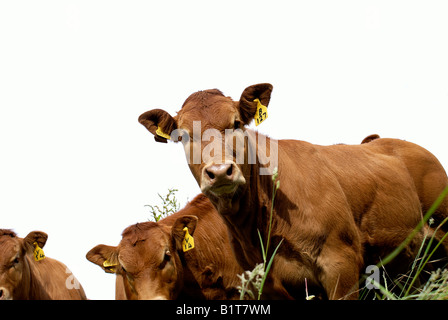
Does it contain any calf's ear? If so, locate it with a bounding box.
[171,215,198,251]
[238,83,273,125]
[86,244,119,274]
[361,134,380,144]
[24,231,48,249]
[138,109,177,143]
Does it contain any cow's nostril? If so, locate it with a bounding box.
[206,169,215,180]
[226,164,233,176]
[0,289,3,299]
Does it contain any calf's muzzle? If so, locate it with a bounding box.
[201,162,245,195]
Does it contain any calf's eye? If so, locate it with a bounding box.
[9,257,19,268]
[164,250,171,261]
[234,120,241,130]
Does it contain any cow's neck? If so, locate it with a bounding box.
[220,130,277,269]
[26,256,52,300]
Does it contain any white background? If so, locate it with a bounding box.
[1,1,447,300]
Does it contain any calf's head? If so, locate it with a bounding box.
[139,83,274,214]
[0,230,48,300]
[86,216,197,300]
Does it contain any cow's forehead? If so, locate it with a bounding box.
[177,97,238,131]
[0,237,21,261]
[119,225,169,261]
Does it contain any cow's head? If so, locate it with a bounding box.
[0,230,48,300]
[138,83,274,214]
[86,216,197,300]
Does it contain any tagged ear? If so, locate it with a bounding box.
[138,109,177,143]
[171,215,198,251]
[24,231,48,250]
[238,83,273,125]
[86,244,119,274]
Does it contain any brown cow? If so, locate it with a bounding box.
[0,229,87,300]
[86,194,244,300]
[138,83,448,300]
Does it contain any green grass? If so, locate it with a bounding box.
[360,186,448,300]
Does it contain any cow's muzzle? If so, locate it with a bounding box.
[201,162,246,195]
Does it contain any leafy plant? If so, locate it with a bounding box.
[237,263,265,300]
[145,188,180,222]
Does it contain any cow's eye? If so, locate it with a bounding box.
[164,250,171,262]
[160,250,171,269]
[10,257,19,268]
[234,120,241,130]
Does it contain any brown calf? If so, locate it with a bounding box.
[86,194,244,300]
[0,229,87,300]
[138,83,448,299]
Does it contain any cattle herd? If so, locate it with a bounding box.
[1,83,448,300]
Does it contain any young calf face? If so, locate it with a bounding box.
[0,230,47,300]
[87,216,197,300]
[138,83,275,214]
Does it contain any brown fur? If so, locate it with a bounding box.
[0,230,87,300]
[138,84,448,300]
[86,194,244,300]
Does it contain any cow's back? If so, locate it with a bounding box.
[278,138,423,232]
[364,138,448,226]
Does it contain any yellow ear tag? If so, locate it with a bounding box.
[33,242,45,261]
[182,227,194,252]
[253,98,268,126]
[103,260,118,273]
[156,126,171,140]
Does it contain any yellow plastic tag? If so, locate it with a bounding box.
[103,260,117,268]
[33,242,45,261]
[182,227,194,252]
[156,126,171,140]
[254,99,268,126]
[103,260,118,273]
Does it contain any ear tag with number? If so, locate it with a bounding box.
[253,98,268,126]
[182,227,194,252]
[156,126,171,140]
[33,242,45,261]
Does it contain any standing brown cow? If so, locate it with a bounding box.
[138,83,448,299]
[0,229,87,300]
[86,194,244,300]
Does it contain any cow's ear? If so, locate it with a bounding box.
[361,134,380,144]
[238,83,273,125]
[86,244,119,274]
[171,215,198,251]
[138,109,178,143]
[24,231,48,250]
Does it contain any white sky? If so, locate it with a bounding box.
[1,1,447,300]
